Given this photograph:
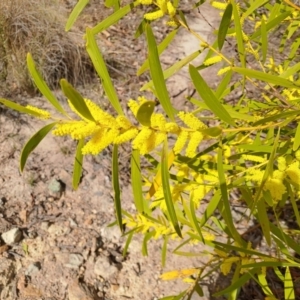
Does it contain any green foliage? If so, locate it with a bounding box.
[2,0,300,299]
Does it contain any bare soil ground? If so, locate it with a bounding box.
[1,1,294,300]
[0,1,224,299]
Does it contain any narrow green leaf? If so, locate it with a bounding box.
[213,272,254,297]
[147,150,175,199]
[253,110,300,126]
[162,140,182,237]
[257,198,271,245]
[65,0,89,31]
[20,123,57,172]
[251,11,292,40]
[217,146,244,246]
[280,61,300,79]
[131,149,144,213]
[146,24,175,121]
[182,199,204,243]
[142,231,155,256]
[218,3,232,50]
[27,53,66,116]
[85,29,123,115]
[293,122,300,151]
[136,101,156,126]
[92,1,139,34]
[189,65,235,126]
[137,29,178,75]
[60,79,95,121]
[215,69,233,100]
[243,0,268,19]
[141,50,201,91]
[199,190,221,227]
[123,230,134,257]
[231,0,246,69]
[285,267,295,300]
[287,183,300,228]
[0,98,44,119]
[232,67,300,89]
[270,223,300,254]
[162,235,168,267]
[201,127,222,137]
[159,291,187,300]
[261,18,267,63]
[112,145,123,232]
[257,268,275,297]
[73,139,84,190]
[135,19,146,39]
[105,0,120,10]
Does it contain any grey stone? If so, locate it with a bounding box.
[94,256,117,278]
[1,228,22,245]
[47,224,70,237]
[25,262,41,276]
[40,221,50,231]
[48,178,64,198]
[65,253,84,269]
[68,218,77,228]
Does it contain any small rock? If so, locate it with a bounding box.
[65,253,84,269]
[47,224,70,237]
[48,178,64,198]
[25,262,41,276]
[69,218,77,228]
[1,228,22,245]
[40,222,50,231]
[68,280,94,300]
[94,256,117,278]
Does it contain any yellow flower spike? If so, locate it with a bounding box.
[277,157,286,171]
[144,9,164,21]
[264,178,286,202]
[52,121,86,136]
[296,151,300,161]
[185,131,203,158]
[211,1,227,10]
[165,122,180,133]
[26,105,51,119]
[151,113,166,131]
[128,99,140,116]
[167,19,179,27]
[82,128,119,155]
[242,155,266,163]
[167,1,176,17]
[116,116,133,130]
[84,99,115,125]
[154,132,167,147]
[157,0,168,12]
[138,0,153,4]
[203,56,222,66]
[273,170,284,180]
[114,128,139,144]
[139,130,157,154]
[217,66,231,76]
[246,169,264,183]
[132,127,153,152]
[286,161,300,185]
[173,130,189,154]
[177,112,207,130]
[71,122,100,140]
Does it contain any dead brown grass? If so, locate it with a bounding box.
[0,0,94,95]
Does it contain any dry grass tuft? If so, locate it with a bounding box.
[0,0,94,94]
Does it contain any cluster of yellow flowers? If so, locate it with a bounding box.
[26,96,206,157]
[137,0,178,25]
[245,154,300,203]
